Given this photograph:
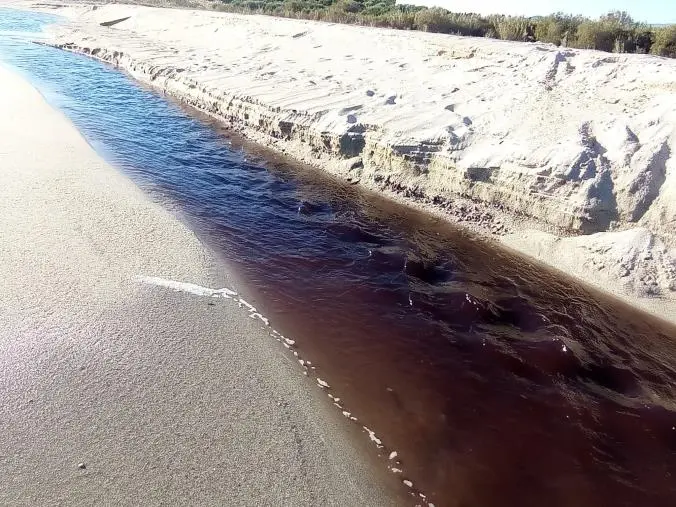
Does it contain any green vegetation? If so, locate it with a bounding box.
[652,25,676,57]
[211,1,676,58]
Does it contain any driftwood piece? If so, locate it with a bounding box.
[100,16,131,27]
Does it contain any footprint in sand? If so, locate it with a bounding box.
[339,105,363,114]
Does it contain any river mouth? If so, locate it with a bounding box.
[3,8,676,507]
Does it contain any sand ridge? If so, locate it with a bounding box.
[27,1,675,321]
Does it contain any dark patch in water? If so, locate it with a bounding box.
[326,222,387,245]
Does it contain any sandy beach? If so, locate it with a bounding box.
[20,0,675,322]
[0,62,401,505]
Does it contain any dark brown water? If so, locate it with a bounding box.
[2,12,676,506]
[213,149,676,506]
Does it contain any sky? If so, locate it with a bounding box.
[407,0,676,24]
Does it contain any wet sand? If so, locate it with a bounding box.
[0,63,401,505]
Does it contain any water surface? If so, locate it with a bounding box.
[2,9,676,506]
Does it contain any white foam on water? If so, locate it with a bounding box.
[137,275,237,298]
[238,298,256,312]
[137,275,432,505]
[250,312,270,325]
[363,426,382,445]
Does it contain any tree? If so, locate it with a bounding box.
[600,10,634,27]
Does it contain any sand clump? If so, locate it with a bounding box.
[15,0,676,321]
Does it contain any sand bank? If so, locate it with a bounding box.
[0,62,401,504]
[23,1,675,322]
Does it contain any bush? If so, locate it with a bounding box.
[413,7,454,33]
[492,16,530,41]
[651,25,676,57]
[337,0,363,14]
[377,9,416,30]
[573,21,617,51]
[208,0,676,59]
[534,14,582,46]
[448,12,491,37]
[633,30,654,54]
[535,17,565,45]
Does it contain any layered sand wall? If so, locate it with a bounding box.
[29,1,676,318]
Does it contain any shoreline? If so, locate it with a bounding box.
[0,60,404,505]
[3,7,676,505]
[28,0,676,323]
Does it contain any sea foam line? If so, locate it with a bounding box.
[137,275,432,505]
[136,275,238,298]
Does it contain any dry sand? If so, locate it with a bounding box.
[0,62,402,505]
[20,0,674,322]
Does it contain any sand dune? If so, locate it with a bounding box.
[28,1,675,320]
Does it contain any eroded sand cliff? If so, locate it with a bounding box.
[24,1,676,320]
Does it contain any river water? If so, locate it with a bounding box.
[2,9,676,507]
